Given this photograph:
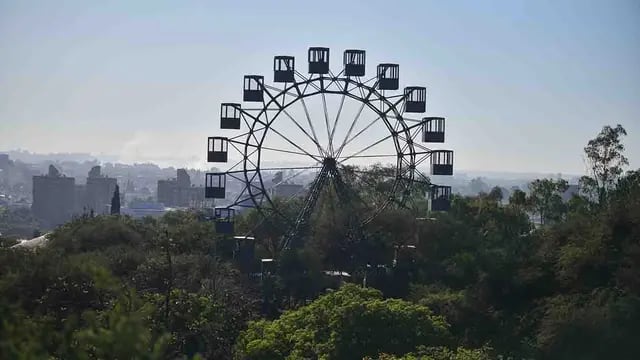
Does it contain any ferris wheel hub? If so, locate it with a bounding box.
[322,157,338,169]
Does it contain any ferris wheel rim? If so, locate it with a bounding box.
[238,74,418,231]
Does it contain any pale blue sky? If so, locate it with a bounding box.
[1,0,638,173]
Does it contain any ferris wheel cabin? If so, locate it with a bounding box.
[344,49,366,76]
[377,63,399,90]
[214,207,235,234]
[431,150,454,176]
[422,117,445,143]
[220,103,241,129]
[205,173,226,199]
[207,137,229,163]
[404,87,426,113]
[430,185,452,212]
[243,75,264,102]
[274,56,295,83]
[308,47,329,74]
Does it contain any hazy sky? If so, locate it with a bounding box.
[1,0,638,174]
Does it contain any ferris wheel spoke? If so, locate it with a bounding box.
[335,114,382,157]
[338,132,395,164]
[393,99,406,133]
[334,86,377,158]
[242,117,261,146]
[228,127,263,141]
[295,70,322,93]
[335,101,367,156]
[293,83,325,157]
[261,82,318,154]
[396,134,433,153]
[334,90,403,159]
[264,84,298,99]
[293,70,310,83]
[279,111,326,157]
[265,117,325,160]
[385,93,407,100]
[328,83,348,158]
[397,125,423,155]
[408,125,423,154]
[225,157,244,172]
[282,166,330,249]
[270,165,319,188]
[388,115,423,122]
[275,104,326,157]
[257,145,317,158]
[325,69,345,90]
[414,153,432,168]
[337,154,397,159]
[321,86,333,155]
[412,166,431,185]
[267,126,323,163]
[239,109,268,127]
[361,75,379,85]
[279,178,314,205]
[229,141,260,169]
[239,112,266,146]
[226,181,265,209]
[259,165,322,172]
[226,146,259,172]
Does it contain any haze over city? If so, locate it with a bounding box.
[1,0,638,173]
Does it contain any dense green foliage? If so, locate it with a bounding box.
[0,206,40,239]
[0,212,256,359]
[235,284,453,359]
[0,124,638,359]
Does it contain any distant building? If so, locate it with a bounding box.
[269,170,305,199]
[32,165,76,228]
[74,184,86,212]
[122,201,166,218]
[124,178,135,193]
[270,183,305,198]
[0,153,9,170]
[83,166,117,214]
[32,165,120,228]
[157,169,205,207]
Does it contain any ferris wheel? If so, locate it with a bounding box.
[205,47,453,249]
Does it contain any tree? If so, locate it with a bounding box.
[1,212,257,360]
[469,178,489,195]
[234,284,452,360]
[146,289,253,359]
[487,186,503,202]
[581,124,628,203]
[368,346,491,360]
[111,185,121,215]
[71,288,169,360]
[508,189,527,210]
[528,179,568,225]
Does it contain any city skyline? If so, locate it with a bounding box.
[1,0,639,174]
